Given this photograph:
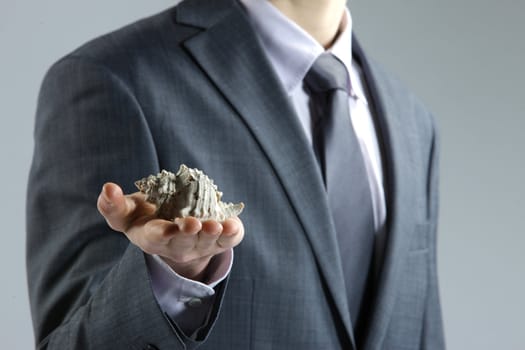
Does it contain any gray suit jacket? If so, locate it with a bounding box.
[26,0,445,349]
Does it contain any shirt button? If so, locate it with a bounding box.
[186,297,203,307]
[144,344,159,350]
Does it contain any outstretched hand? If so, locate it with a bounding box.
[97,182,244,281]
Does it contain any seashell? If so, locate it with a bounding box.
[135,164,244,222]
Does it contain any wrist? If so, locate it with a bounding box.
[161,255,213,282]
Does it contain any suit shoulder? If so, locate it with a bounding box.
[48,6,180,78]
[39,4,201,99]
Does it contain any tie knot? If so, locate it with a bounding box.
[304,53,349,93]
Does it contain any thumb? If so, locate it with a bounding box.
[97,182,136,232]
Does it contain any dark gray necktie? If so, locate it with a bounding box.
[304,53,375,328]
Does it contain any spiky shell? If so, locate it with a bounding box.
[135,165,244,221]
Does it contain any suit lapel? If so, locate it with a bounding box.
[175,0,355,346]
[353,39,421,349]
[173,1,421,347]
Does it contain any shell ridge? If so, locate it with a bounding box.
[135,165,244,222]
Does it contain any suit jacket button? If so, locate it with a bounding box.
[144,344,159,350]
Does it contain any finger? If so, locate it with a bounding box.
[221,217,242,236]
[97,183,124,213]
[139,219,179,244]
[195,220,223,250]
[128,219,180,255]
[201,220,223,235]
[97,183,133,231]
[97,183,152,233]
[174,216,202,235]
[138,217,202,249]
[161,217,205,263]
[216,217,244,249]
[131,217,206,256]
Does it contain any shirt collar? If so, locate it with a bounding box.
[239,0,359,98]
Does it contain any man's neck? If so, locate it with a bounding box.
[269,0,346,49]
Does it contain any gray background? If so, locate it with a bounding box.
[1,0,523,348]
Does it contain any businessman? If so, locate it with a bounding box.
[27,0,445,349]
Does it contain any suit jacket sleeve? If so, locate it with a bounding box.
[26,56,225,350]
[422,117,446,349]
